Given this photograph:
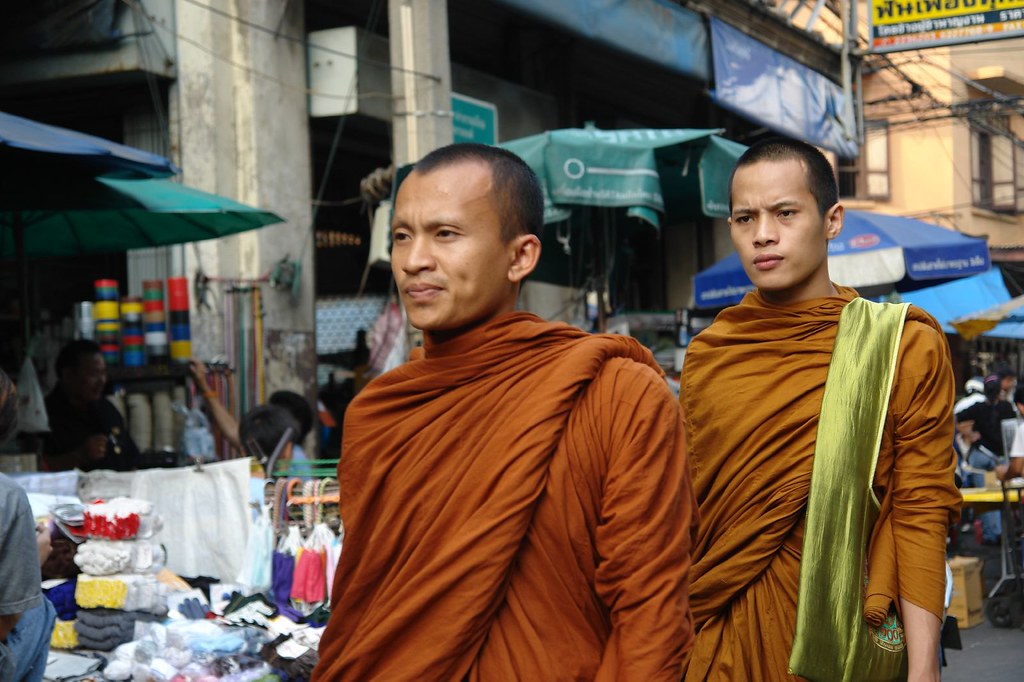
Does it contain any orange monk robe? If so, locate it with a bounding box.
[680,286,960,681]
[313,311,697,681]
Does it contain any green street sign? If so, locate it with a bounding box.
[451,93,498,145]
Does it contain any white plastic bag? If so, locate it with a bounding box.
[236,505,274,592]
[173,403,215,461]
[17,357,50,433]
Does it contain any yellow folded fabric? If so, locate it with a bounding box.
[75,575,128,609]
[51,619,79,649]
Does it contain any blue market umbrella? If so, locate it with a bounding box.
[1,110,180,345]
[694,210,991,309]
[0,110,178,179]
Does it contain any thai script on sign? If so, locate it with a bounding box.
[908,254,987,273]
[873,0,1024,24]
[700,284,755,302]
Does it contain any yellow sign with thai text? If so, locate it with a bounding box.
[869,0,1024,51]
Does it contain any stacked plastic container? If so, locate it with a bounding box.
[120,296,145,367]
[73,301,94,340]
[142,280,168,365]
[94,279,120,366]
[167,276,191,364]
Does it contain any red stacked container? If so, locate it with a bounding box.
[167,277,191,364]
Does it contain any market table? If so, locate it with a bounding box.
[960,482,1024,599]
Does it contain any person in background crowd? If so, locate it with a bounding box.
[0,369,57,681]
[313,143,696,680]
[43,340,139,472]
[189,359,313,474]
[957,375,1015,544]
[680,138,959,681]
[954,376,985,416]
[998,368,1018,415]
[998,384,1024,482]
[237,404,302,478]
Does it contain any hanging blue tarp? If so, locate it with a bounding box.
[900,268,1024,340]
[710,17,857,158]
[495,0,709,82]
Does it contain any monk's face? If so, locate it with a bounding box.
[391,160,539,342]
[729,158,843,306]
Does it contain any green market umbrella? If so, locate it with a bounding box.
[499,126,745,327]
[1,175,283,348]
[501,125,746,228]
[1,176,284,258]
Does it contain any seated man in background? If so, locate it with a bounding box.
[43,340,139,472]
[0,369,57,681]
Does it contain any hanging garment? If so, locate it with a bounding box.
[272,551,295,609]
[237,505,274,592]
[129,458,252,580]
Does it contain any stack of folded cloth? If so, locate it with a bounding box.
[74,574,169,613]
[61,497,171,651]
[82,498,154,539]
[43,579,79,649]
[73,608,163,651]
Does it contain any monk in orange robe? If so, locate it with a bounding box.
[681,138,960,681]
[313,143,697,681]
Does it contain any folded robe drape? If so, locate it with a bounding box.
[314,312,696,681]
[680,287,960,681]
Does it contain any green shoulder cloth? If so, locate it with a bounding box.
[789,297,909,682]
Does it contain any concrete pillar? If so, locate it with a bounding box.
[388,0,454,166]
[388,0,454,350]
[168,0,316,437]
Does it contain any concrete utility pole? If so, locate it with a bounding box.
[388,0,454,167]
[388,0,454,353]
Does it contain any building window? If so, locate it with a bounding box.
[972,118,1020,213]
[838,124,889,200]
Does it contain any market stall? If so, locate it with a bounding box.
[12,461,342,679]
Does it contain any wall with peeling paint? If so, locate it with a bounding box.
[169,0,317,450]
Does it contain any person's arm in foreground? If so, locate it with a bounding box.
[590,360,697,682]
[0,485,45,642]
[997,424,1024,481]
[890,325,960,682]
[188,359,241,451]
[900,598,941,682]
[996,457,1024,481]
[0,612,19,642]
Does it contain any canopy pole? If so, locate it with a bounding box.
[590,207,609,334]
[14,210,29,354]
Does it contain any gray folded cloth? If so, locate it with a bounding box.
[73,608,162,651]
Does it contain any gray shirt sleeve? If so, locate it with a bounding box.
[0,474,42,616]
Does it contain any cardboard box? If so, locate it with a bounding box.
[948,555,985,628]
[983,470,1000,489]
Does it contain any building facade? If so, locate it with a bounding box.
[0,0,858,440]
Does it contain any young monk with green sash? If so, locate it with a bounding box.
[313,144,697,680]
[681,138,960,681]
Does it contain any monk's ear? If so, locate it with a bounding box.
[508,233,541,284]
[824,203,843,241]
